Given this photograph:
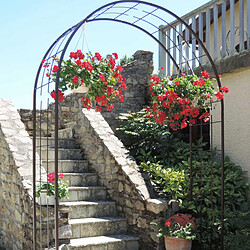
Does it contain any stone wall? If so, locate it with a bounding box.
[0,99,68,249]
[0,99,34,249]
[101,50,153,132]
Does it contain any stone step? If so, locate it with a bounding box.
[44,160,89,173]
[61,187,107,202]
[40,148,84,161]
[64,122,76,129]
[35,137,77,149]
[69,235,139,250]
[62,173,98,187]
[69,217,127,238]
[59,201,117,219]
[52,127,73,139]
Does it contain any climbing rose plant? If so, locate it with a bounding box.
[42,50,127,112]
[146,71,229,130]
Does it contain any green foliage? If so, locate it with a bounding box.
[36,180,69,199]
[118,55,133,67]
[118,111,250,249]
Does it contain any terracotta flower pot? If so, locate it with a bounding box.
[164,236,192,250]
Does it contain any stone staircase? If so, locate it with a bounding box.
[38,123,139,249]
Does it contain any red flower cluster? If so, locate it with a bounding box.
[146,72,228,130]
[201,70,209,79]
[46,50,126,112]
[48,172,63,183]
[165,213,196,231]
[50,90,65,102]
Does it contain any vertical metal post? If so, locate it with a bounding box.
[55,88,59,250]
[173,26,177,75]
[230,0,235,54]
[247,0,250,49]
[32,103,37,250]
[199,12,203,63]
[179,23,183,72]
[189,124,193,200]
[192,16,196,68]
[221,99,225,250]
[239,0,244,52]
[221,0,227,57]
[167,29,171,76]
[206,8,211,63]
[159,25,166,75]
[185,19,189,71]
[213,4,219,60]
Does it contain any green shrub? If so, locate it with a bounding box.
[118,110,250,249]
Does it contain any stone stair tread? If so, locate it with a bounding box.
[60,201,115,206]
[69,217,126,225]
[64,122,77,128]
[44,159,88,163]
[62,173,96,176]
[69,235,140,247]
[68,186,106,190]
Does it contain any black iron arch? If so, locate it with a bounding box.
[33,1,225,249]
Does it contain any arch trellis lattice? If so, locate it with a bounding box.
[33,1,225,249]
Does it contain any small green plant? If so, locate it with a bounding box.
[119,55,133,67]
[36,172,69,199]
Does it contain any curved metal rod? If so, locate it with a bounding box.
[87,17,180,72]
[33,1,224,249]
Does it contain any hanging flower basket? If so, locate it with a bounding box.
[146,71,229,130]
[42,51,127,112]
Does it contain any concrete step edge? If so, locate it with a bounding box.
[69,234,140,247]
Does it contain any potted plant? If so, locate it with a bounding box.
[146,71,229,130]
[36,172,69,205]
[42,50,127,112]
[151,213,196,250]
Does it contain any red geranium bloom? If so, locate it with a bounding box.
[58,174,63,179]
[72,76,78,84]
[216,92,224,100]
[52,65,59,73]
[106,104,114,111]
[165,221,171,227]
[220,86,229,93]
[190,107,200,118]
[50,90,65,102]
[95,52,102,61]
[48,172,55,183]
[201,70,209,79]
[95,106,102,112]
[112,52,118,60]
[99,74,106,82]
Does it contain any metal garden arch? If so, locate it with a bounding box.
[33,0,225,249]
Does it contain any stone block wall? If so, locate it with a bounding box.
[0,99,65,249]
[100,50,153,132]
[0,99,34,249]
